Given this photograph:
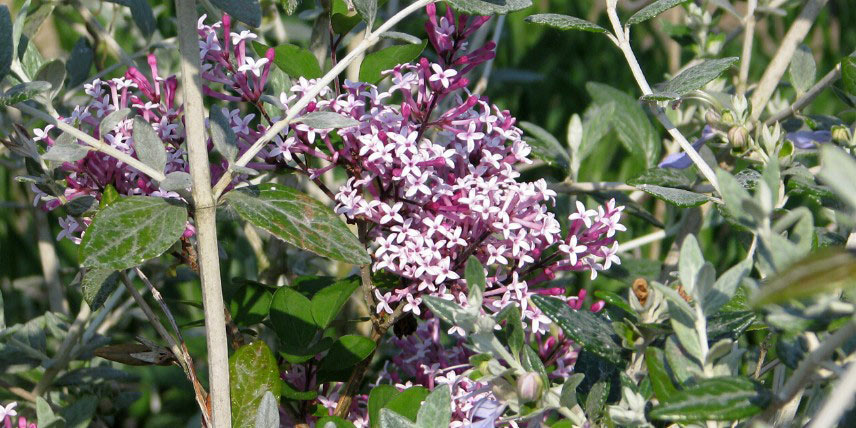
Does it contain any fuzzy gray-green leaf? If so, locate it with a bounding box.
[525,14,607,33]
[133,117,167,173]
[532,295,623,364]
[650,376,770,421]
[636,184,712,207]
[627,0,691,26]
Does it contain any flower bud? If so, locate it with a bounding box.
[705,109,721,127]
[728,126,749,150]
[516,372,543,403]
[831,125,853,146]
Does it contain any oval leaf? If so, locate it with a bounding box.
[627,0,691,26]
[359,41,427,84]
[223,184,370,264]
[132,117,167,173]
[230,341,282,427]
[79,196,188,270]
[255,41,322,79]
[531,295,623,363]
[525,14,606,33]
[649,376,770,422]
[298,111,359,130]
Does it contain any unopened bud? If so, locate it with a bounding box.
[705,109,722,127]
[517,372,543,403]
[831,125,852,145]
[728,126,749,150]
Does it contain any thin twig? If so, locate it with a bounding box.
[749,0,829,122]
[174,0,232,425]
[737,0,757,96]
[604,0,721,196]
[211,0,438,200]
[14,103,167,181]
[805,359,856,428]
[764,55,851,125]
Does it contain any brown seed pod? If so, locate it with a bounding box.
[632,277,649,306]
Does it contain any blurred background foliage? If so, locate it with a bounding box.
[1,0,854,425]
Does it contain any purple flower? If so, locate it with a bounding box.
[659,125,716,169]
[786,130,831,149]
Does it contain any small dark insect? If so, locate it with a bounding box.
[393,311,418,338]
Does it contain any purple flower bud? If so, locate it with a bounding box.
[517,372,543,403]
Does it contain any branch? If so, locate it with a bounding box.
[764,53,852,125]
[604,2,721,196]
[174,0,232,426]
[806,358,856,428]
[211,0,438,200]
[749,0,829,122]
[13,103,167,182]
[737,0,757,96]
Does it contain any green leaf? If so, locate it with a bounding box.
[160,171,192,191]
[586,82,660,167]
[704,258,751,315]
[379,409,416,428]
[532,295,623,364]
[66,37,94,87]
[716,168,755,227]
[317,335,376,383]
[61,395,98,428]
[230,341,282,428]
[223,184,370,264]
[99,108,131,137]
[0,6,12,82]
[210,107,238,163]
[524,14,607,33]
[628,167,694,188]
[0,289,4,330]
[270,286,318,350]
[627,0,691,26]
[751,248,856,306]
[128,0,156,37]
[229,280,273,326]
[42,139,91,163]
[281,0,301,15]
[311,276,360,329]
[298,111,360,129]
[579,102,615,162]
[416,385,451,428]
[447,0,533,15]
[495,304,524,357]
[645,347,677,401]
[649,376,770,422]
[82,268,119,310]
[789,44,816,93]
[818,145,856,211]
[519,121,570,173]
[37,396,65,428]
[353,0,378,29]
[369,385,400,428]
[465,256,486,309]
[843,56,856,96]
[318,416,357,428]
[34,59,65,101]
[20,40,45,80]
[707,310,756,342]
[210,0,261,27]
[132,117,167,173]
[79,196,188,270]
[382,387,430,423]
[655,57,738,97]
[678,234,704,295]
[636,184,712,207]
[255,41,322,79]
[282,378,319,400]
[254,391,280,428]
[359,41,427,84]
[0,81,51,106]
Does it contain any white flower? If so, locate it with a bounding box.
[237,57,269,77]
[0,402,17,420]
[429,63,458,88]
[230,30,258,45]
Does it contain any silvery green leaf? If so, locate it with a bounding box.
[636,184,712,207]
[380,31,423,45]
[0,6,13,82]
[210,0,261,27]
[298,111,359,129]
[20,39,45,80]
[656,57,738,97]
[0,80,51,106]
[60,395,98,428]
[693,262,716,308]
[210,107,238,163]
[43,141,91,163]
[353,0,377,31]
[465,256,486,310]
[422,295,469,327]
[818,145,856,211]
[626,0,691,26]
[22,3,55,41]
[705,258,751,315]
[586,82,660,167]
[34,59,65,101]
[579,102,614,161]
[82,268,120,310]
[254,391,280,428]
[379,408,416,428]
[519,121,570,173]
[66,195,98,216]
[716,168,756,227]
[560,373,585,408]
[37,396,65,428]
[416,385,451,428]
[11,0,30,62]
[678,234,704,295]
[66,37,94,87]
[160,171,192,191]
[844,56,856,96]
[99,108,131,137]
[652,282,701,363]
[447,0,532,15]
[132,117,167,173]
[525,13,607,33]
[665,335,696,383]
[231,165,260,176]
[128,0,156,37]
[789,44,816,94]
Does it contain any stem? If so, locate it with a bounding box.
[14,103,167,181]
[34,208,68,315]
[211,0,437,200]
[604,3,721,196]
[174,0,231,426]
[737,0,757,96]
[749,0,828,122]
[805,357,856,428]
